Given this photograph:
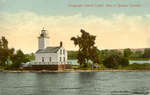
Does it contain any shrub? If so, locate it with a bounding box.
[103,54,129,69]
[120,57,129,67]
[127,63,150,70]
[103,54,120,69]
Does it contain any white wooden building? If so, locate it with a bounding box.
[35,28,67,65]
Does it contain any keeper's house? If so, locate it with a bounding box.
[35,28,67,65]
[28,28,71,70]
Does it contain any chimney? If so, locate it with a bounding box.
[60,41,63,47]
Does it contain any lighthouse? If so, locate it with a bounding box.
[38,27,49,50]
[35,27,68,66]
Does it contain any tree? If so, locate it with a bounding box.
[71,29,100,67]
[89,47,100,64]
[123,48,132,58]
[103,54,120,69]
[130,50,143,58]
[0,40,2,48]
[11,50,29,69]
[99,50,110,60]
[119,57,129,67]
[103,54,129,69]
[0,37,14,67]
[0,36,30,69]
[1,36,8,49]
[0,48,9,66]
[134,50,143,58]
[143,48,150,58]
[25,53,35,61]
[68,51,78,59]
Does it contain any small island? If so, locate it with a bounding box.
[0,29,150,72]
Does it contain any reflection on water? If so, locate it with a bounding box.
[0,72,150,95]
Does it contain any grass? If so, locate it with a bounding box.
[125,63,150,70]
[72,63,150,70]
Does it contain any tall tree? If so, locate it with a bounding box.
[71,29,100,67]
[1,36,8,49]
[0,37,10,66]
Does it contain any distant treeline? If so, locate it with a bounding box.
[68,48,150,60]
[68,49,150,70]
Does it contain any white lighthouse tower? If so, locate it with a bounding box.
[38,27,49,50]
[35,27,68,67]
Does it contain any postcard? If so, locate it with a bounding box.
[0,0,150,95]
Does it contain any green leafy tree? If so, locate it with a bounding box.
[68,51,78,59]
[1,36,8,49]
[103,54,120,69]
[71,29,100,67]
[119,57,129,67]
[123,48,132,58]
[0,40,2,48]
[89,47,100,64]
[0,36,29,69]
[103,54,129,69]
[11,50,29,69]
[25,53,35,61]
[143,48,150,58]
[100,49,123,62]
[130,50,143,58]
[109,50,122,56]
[99,50,110,60]
[0,36,14,66]
[134,50,143,58]
[0,48,9,66]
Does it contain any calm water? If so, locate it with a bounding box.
[129,60,150,64]
[0,72,150,95]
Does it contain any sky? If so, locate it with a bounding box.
[0,0,150,53]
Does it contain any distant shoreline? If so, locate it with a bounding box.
[1,69,150,73]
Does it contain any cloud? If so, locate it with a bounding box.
[0,12,150,53]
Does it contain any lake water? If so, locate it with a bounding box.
[129,60,150,64]
[0,72,150,95]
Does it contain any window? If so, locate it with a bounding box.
[63,50,65,55]
[60,50,62,55]
[49,57,51,62]
[60,57,61,62]
[64,57,65,62]
[42,57,44,62]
